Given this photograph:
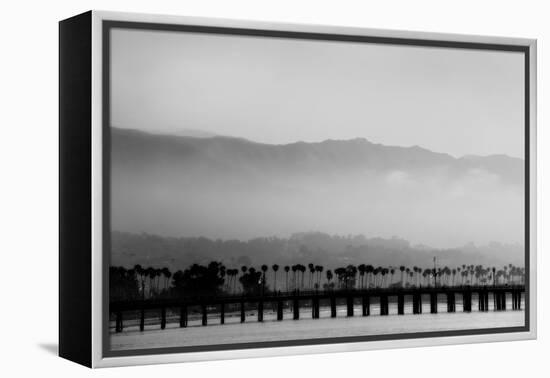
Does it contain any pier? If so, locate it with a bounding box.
[111,285,525,333]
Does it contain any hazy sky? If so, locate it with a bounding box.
[111,28,525,158]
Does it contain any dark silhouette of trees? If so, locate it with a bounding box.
[333,265,358,289]
[111,260,526,303]
[239,267,265,296]
[325,269,333,290]
[171,261,225,298]
[225,268,239,293]
[109,266,140,301]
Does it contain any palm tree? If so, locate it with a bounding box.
[315,265,324,288]
[308,263,315,289]
[134,264,145,297]
[272,264,279,292]
[373,268,380,288]
[145,267,155,297]
[326,270,333,290]
[225,268,233,293]
[225,269,232,293]
[299,265,306,289]
[240,266,248,293]
[334,267,345,289]
[156,269,162,292]
[291,265,298,291]
[220,265,226,290]
[261,265,268,293]
[358,264,366,289]
[366,265,374,288]
[233,269,240,292]
[399,265,405,287]
[452,269,456,286]
[284,265,290,291]
[161,267,171,291]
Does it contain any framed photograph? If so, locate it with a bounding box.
[59,10,537,368]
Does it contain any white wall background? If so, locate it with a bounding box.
[0,0,546,376]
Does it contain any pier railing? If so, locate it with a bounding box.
[110,285,525,332]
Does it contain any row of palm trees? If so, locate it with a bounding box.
[111,262,525,300]
[130,265,172,298]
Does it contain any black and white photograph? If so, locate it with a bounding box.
[4,0,548,375]
[105,22,529,355]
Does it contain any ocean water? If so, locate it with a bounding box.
[110,295,525,351]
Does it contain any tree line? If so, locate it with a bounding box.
[110,261,525,301]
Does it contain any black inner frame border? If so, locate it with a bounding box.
[102,20,531,358]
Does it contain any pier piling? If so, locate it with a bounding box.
[412,293,422,314]
[293,298,300,320]
[330,296,337,318]
[277,300,283,320]
[517,291,522,310]
[430,293,437,314]
[463,291,472,312]
[179,305,188,328]
[447,292,456,313]
[115,311,123,333]
[362,295,370,316]
[479,291,489,312]
[140,308,145,331]
[478,292,484,311]
[397,294,405,315]
[346,296,354,317]
[380,294,389,316]
[312,297,320,319]
[160,307,166,329]
[494,291,506,311]
[201,304,207,326]
[110,284,524,331]
[258,300,264,322]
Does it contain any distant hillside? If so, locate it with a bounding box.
[111,231,524,272]
[110,127,524,249]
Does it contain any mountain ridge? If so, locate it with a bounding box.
[111,126,523,162]
[111,127,523,186]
